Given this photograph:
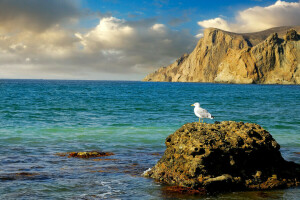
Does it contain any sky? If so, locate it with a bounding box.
[0,0,300,80]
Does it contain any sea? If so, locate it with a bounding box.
[0,79,299,200]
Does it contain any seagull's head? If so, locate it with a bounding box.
[191,102,200,107]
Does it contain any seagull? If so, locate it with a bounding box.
[191,102,214,123]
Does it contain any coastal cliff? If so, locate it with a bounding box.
[144,121,300,193]
[143,27,300,84]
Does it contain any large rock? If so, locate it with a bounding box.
[144,121,300,193]
[143,26,300,84]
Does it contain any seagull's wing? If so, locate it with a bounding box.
[198,108,212,118]
[197,108,208,114]
[201,108,209,114]
[195,108,204,114]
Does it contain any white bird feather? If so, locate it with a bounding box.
[191,102,214,123]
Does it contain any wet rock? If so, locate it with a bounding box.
[15,172,40,176]
[0,172,46,181]
[144,121,300,193]
[162,185,206,195]
[151,152,162,156]
[56,151,114,158]
[92,158,118,161]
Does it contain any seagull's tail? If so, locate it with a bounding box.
[210,116,215,119]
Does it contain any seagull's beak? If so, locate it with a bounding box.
[191,104,194,106]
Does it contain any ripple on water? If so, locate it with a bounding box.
[0,80,299,199]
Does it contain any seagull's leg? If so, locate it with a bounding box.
[199,117,200,124]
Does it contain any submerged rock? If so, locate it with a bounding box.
[144,121,300,193]
[56,151,114,158]
[0,172,47,181]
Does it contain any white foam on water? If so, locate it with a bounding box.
[142,168,152,176]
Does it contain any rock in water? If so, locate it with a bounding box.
[56,151,114,158]
[144,121,300,193]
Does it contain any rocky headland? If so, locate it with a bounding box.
[143,26,300,84]
[143,121,300,194]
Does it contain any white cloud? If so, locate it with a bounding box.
[151,24,166,33]
[195,33,204,38]
[72,17,195,74]
[197,0,300,33]
[9,43,27,51]
[0,14,195,80]
[198,18,231,31]
[77,17,135,51]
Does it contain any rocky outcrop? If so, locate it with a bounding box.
[56,151,114,158]
[143,26,300,84]
[144,121,300,193]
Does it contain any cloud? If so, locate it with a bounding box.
[0,0,195,80]
[198,18,231,31]
[195,33,204,38]
[73,17,195,74]
[0,25,79,59]
[0,0,81,33]
[76,17,135,51]
[0,14,195,80]
[151,24,166,33]
[168,17,189,26]
[197,0,300,33]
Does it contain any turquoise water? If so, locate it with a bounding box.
[0,79,299,199]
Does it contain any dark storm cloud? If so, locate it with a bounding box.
[0,0,81,32]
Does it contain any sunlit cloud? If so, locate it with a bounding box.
[197,0,300,33]
[151,24,166,33]
[0,6,194,80]
[198,18,231,32]
[195,33,204,38]
[76,17,135,51]
[73,17,195,74]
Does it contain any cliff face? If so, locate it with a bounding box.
[143,27,300,84]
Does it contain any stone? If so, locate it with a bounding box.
[143,26,300,84]
[144,121,300,193]
[56,151,114,158]
[284,29,300,41]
